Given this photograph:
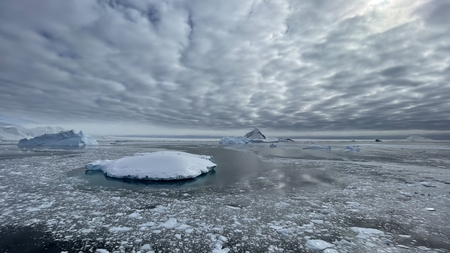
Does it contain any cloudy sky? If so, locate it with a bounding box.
[0,0,449,136]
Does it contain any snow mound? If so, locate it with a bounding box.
[219,136,251,145]
[406,135,434,142]
[244,128,266,139]
[18,130,98,147]
[304,145,331,150]
[0,126,32,141]
[85,151,217,181]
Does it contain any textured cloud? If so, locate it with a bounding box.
[0,0,449,134]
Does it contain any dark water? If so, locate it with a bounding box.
[0,225,83,253]
[71,146,338,190]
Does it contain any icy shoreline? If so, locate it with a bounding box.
[0,141,449,252]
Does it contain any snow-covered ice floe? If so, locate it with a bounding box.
[219,136,251,145]
[18,130,98,148]
[86,151,216,180]
[304,145,331,150]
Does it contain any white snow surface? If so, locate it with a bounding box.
[0,126,32,141]
[18,130,98,147]
[219,136,251,145]
[86,151,216,180]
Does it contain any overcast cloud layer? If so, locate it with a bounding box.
[0,0,449,134]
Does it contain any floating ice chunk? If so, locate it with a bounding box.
[219,136,250,145]
[86,151,216,181]
[176,224,191,230]
[305,239,334,250]
[351,227,384,239]
[270,144,277,148]
[324,249,339,253]
[128,212,142,219]
[304,145,331,150]
[161,218,178,229]
[425,207,436,211]
[95,249,109,253]
[420,182,436,187]
[138,222,156,227]
[140,244,152,250]
[109,227,132,233]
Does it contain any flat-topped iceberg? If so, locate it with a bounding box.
[304,145,331,150]
[85,151,217,181]
[219,136,251,145]
[18,130,98,148]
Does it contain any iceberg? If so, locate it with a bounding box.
[18,130,98,148]
[250,138,279,143]
[244,128,266,140]
[86,151,216,181]
[219,136,251,145]
[304,145,331,150]
[406,135,434,142]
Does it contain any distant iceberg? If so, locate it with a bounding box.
[304,145,331,150]
[406,135,434,142]
[18,130,98,148]
[86,151,216,181]
[219,136,251,145]
[346,146,360,152]
[244,128,266,140]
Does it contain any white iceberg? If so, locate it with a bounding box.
[219,136,251,145]
[406,135,434,142]
[250,138,279,143]
[18,130,98,148]
[85,151,217,181]
[304,145,331,150]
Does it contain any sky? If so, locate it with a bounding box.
[0,0,449,136]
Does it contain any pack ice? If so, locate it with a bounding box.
[85,151,217,180]
[18,130,98,147]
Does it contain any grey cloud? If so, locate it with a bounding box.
[0,0,449,134]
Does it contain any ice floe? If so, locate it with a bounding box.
[86,151,216,180]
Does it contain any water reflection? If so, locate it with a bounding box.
[75,146,338,190]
